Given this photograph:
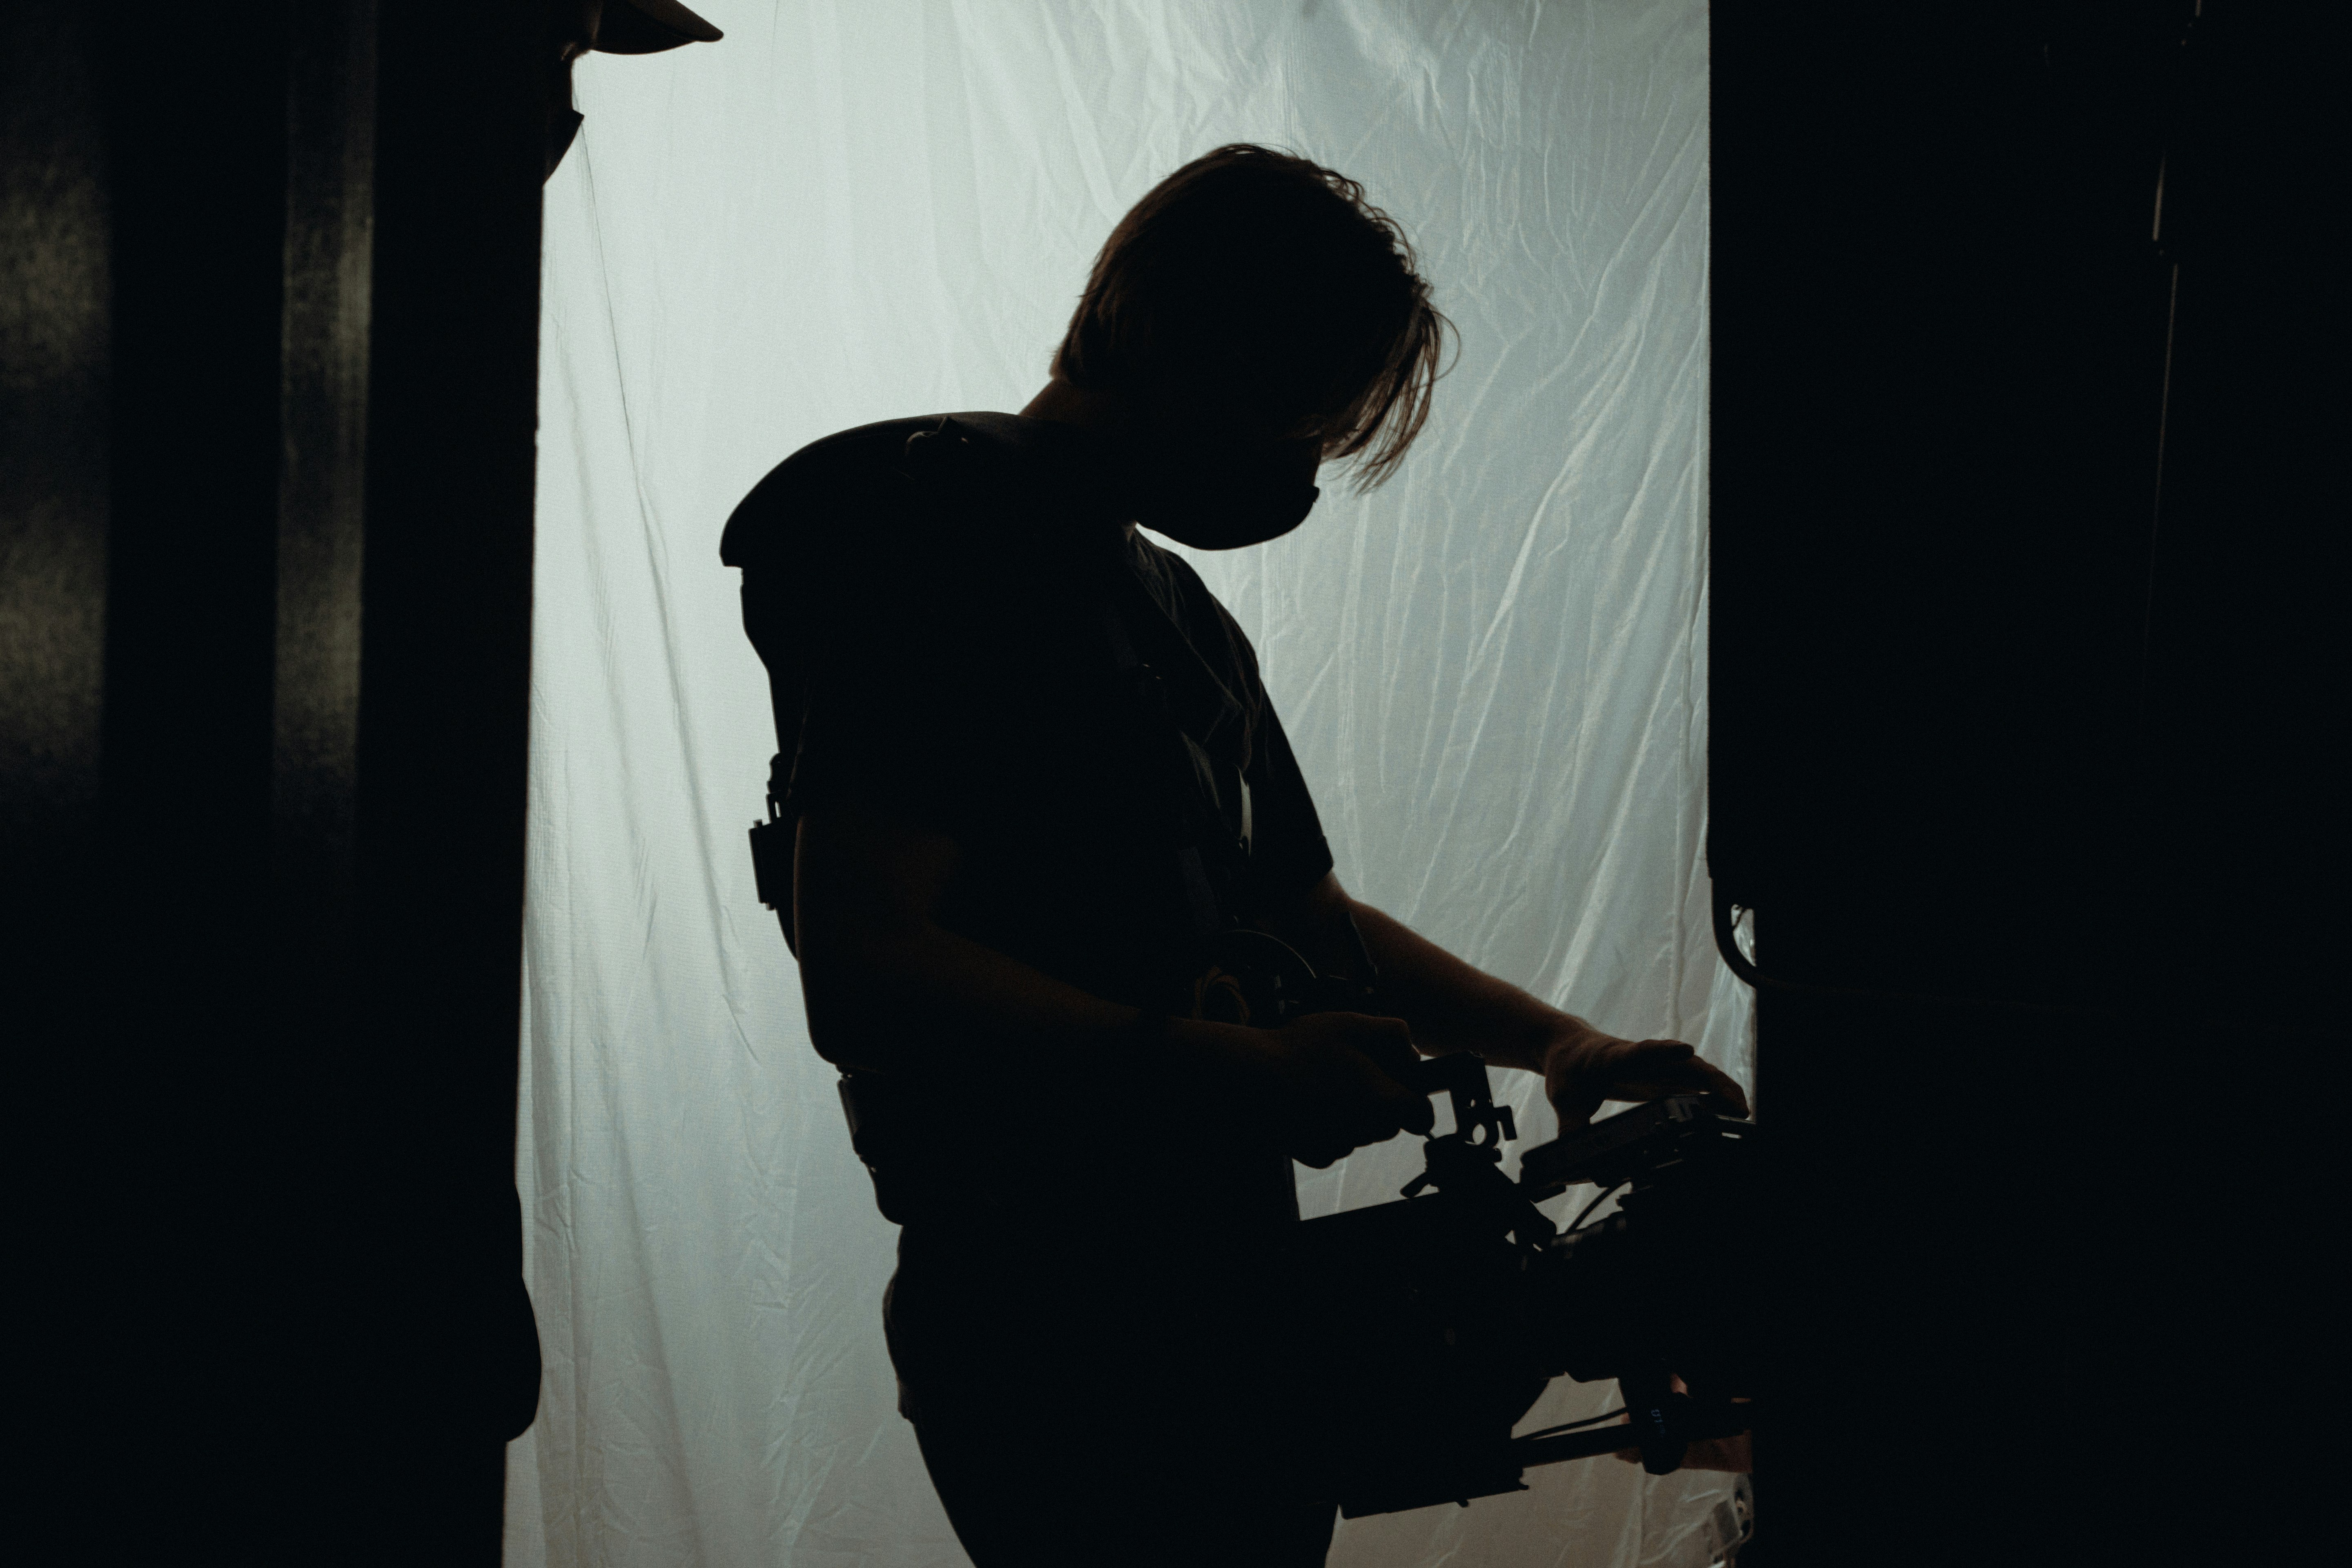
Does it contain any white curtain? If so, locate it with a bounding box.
[509,3,1748,1564]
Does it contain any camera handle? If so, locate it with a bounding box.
[1390,1051,1562,1257]
[1399,1050,1517,1155]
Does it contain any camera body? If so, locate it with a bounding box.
[1289,1067,1759,1517]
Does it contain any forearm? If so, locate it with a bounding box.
[1344,899,1605,1072]
[788,810,1432,1160]
[793,805,1252,1087]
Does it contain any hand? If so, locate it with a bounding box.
[1613,1379,1752,1472]
[1244,1011,1436,1168]
[1541,1031,1749,1134]
[1613,1430,1753,1473]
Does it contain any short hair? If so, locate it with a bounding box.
[1051,144,1452,491]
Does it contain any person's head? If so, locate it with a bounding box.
[1051,144,1451,495]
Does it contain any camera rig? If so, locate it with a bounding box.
[1173,922,1758,1517]
[1294,1054,1758,1518]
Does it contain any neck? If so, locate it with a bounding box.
[1022,377,1143,536]
[1020,375,1127,431]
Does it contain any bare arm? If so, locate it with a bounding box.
[1270,871,1750,1129]
[792,806,1431,1163]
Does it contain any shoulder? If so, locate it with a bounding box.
[719,412,1101,583]
[719,416,944,571]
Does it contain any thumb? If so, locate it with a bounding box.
[1548,1075,1605,1133]
[1388,1076,1435,1136]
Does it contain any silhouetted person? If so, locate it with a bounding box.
[720,144,1746,1566]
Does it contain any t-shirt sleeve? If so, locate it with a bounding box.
[1243,688,1335,897]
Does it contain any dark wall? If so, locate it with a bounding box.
[1713,4,2330,1564]
[10,0,2326,1559]
[353,0,549,1546]
[4,3,545,1558]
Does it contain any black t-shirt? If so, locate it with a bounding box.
[720,411,1335,1229]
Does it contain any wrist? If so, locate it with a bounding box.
[1159,1014,1269,1090]
[1528,1018,1612,1074]
[1128,1007,1174,1052]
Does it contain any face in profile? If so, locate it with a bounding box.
[1054,144,1453,506]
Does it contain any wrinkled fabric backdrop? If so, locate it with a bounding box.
[507,3,1748,1564]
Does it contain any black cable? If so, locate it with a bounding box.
[1566,1180,1628,1234]
[1518,1408,1630,1442]
[1709,889,2114,1020]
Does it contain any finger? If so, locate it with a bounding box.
[1644,1051,1749,1114]
[1611,1047,1744,1107]
[1626,1037,1697,1058]
[1624,1040,1705,1077]
[1362,1103,1427,1143]
[1356,1020,1418,1078]
[1349,1104,1410,1149]
[1612,1079,1723,1105]
[1384,1078,1436,1136]
[1343,1042,1433,1136]
[1553,1092,1600,1134]
[1702,1066,1752,1117]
